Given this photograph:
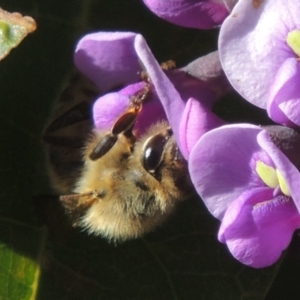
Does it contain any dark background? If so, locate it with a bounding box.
[1,0,300,299]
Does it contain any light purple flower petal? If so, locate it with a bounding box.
[118,82,167,135]
[80,32,222,154]
[267,58,300,126]
[135,35,221,157]
[188,124,263,219]
[219,0,300,110]
[143,0,232,29]
[222,0,237,11]
[93,82,167,134]
[135,96,167,136]
[219,187,300,268]
[179,97,225,158]
[166,69,217,108]
[265,125,300,171]
[189,123,300,267]
[93,92,131,130]
[257,130,300,213]
[134,35,186,149]
[183,51,233,98]
[74,32,142,93]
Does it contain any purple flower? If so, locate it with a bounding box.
[91,81,167,136]
[74,31,224,158]
[219,0,300,126]
[143,0,238,29]
[189,124,300,267]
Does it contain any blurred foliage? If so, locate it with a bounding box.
[0,7,36,61]
[1,0,300,299]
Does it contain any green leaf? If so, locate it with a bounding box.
[0,0,85,299]
[0,219,46,300]
[0,7,36,61]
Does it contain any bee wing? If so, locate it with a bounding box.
[43,70,99,139]
[43,71,100,193]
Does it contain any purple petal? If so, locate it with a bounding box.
[93,82,144,130]
[179,98,225,158]
[119,82,145,97]
[219,0,300,109]
[93,92,130,130]
[189,124,263,219]
[257,130,300,213]
[93,82,146,130]
[74,32,142,93]
[222,0,237,11]
[143,0,230,29]
[219,187,300,268]
[93,82,167,135]
[118,81,167,134]
[84,32,223,155]
[135,35,221,156]
[267,58,300,126]
[135,97,167,136]
[183,51,233,98]
[264,125,300,171]
[134,35,186,150]
[166,69,217,108]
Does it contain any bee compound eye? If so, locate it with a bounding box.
[89,134,118,161]
[142,133,169,173]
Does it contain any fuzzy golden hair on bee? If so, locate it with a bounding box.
[43,70,194,242]
[60,118,193,242]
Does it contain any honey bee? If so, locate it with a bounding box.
[43,70,193,242]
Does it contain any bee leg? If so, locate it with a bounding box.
[89,134,118,160]
[89,108,141,160]
[112,110,140,135]
[89,80,152,161]
[59,192,98,226]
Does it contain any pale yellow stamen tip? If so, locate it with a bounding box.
[256,161,278,188]
[286,29,300,57]
[276,169,291,197]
